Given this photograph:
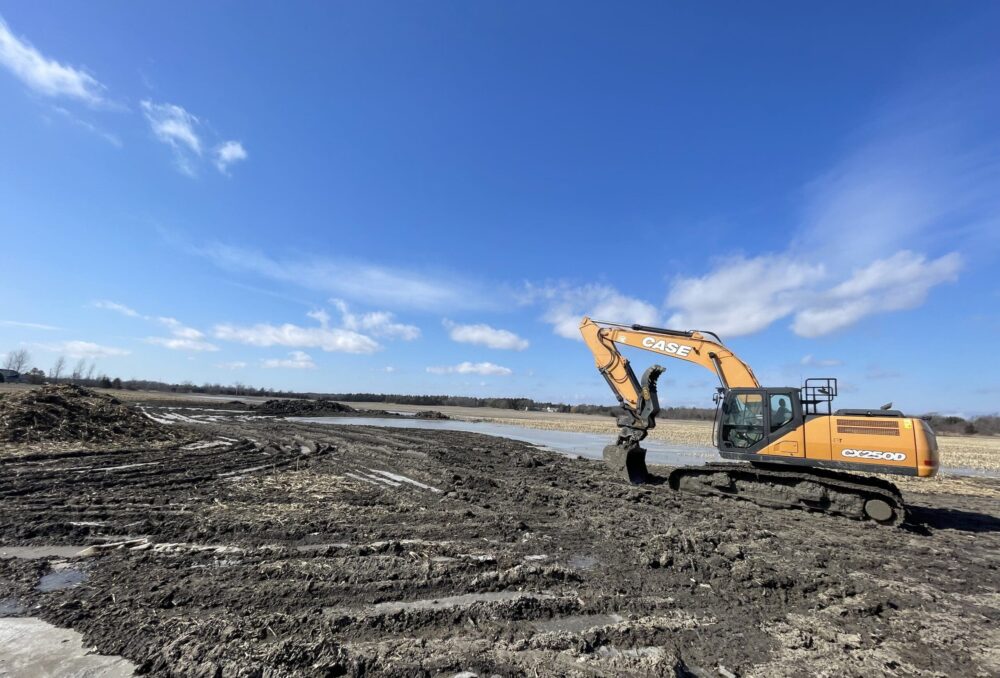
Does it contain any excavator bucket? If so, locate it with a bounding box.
[603,443,648,484]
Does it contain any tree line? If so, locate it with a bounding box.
[2,348,997,431]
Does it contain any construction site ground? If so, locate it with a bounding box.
[1,393,999,676]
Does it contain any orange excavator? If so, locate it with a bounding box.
[580,318,939,525]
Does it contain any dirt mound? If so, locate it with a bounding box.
[0,385,177,444]
[414,410,450,420]
[253,398,356,416]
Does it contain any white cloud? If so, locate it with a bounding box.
[214,140,247,174]
[216,361,247,370]
[93,301,218,351]
[426,361,512,376]
[791,251,961,337]
[148,316,219,351]
[381,366,396,373]
[41,340,129,359]
[666,256,823,337]
[214,321,379,354]
[146,336,219,352]
[306,309,331,327]
[332,299,420,340]
[801,355,842,368]
[262,351,316,369]
[443,320,528,350]
[0,17,106,105]
[198,243,494,312]
[92,300,140,317]
[0,320,61,331]
[664,251,960,339]
[140,100,202,175]
[527,283,659,340]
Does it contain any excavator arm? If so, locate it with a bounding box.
[579,316,759,482]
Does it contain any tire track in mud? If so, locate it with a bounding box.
[1,413,999,676]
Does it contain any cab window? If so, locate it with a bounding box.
[770,394,792,432]
[721,392,764,449]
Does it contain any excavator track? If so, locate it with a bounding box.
[667,462,907,526]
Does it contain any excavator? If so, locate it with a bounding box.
[580,317,939,525]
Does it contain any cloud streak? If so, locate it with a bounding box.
[198,243,494,312]
[426,361,512,376]
[93,301,218,351]
[40,340,129,359]
[214,320,379,354]
[0,16,106,105]
[261,351,316,369]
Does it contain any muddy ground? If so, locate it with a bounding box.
[1,401,999,677]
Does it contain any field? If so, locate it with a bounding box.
[1,388,999,676]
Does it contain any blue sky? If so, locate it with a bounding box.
[1,3,998,414]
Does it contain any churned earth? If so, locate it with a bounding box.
[0,397,998,677]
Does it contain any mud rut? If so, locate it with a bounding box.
[1,406,998,677]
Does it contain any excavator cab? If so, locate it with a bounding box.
[717,388,803,453]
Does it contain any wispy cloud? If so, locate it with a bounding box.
[262,351,316,369]
[426,361,512,376]
[666,256,822,336]
[0,16,107,105]
[139,102,247,177]
[792,251,960,337]
[196,242,495,312]
[51,105,121,147]
[214,314,379,354]
[93,300,140,317]
[443,320,528,350]
[332,300,420,340]
[216,361,247,370]
[214,140,247,174]
[801,355,842,368]
[526,283,659,340]
[93,301,217,351]
[0,320,61,331]
[39,340,129,359]
[141,100,201,175]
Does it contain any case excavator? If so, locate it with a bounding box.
[580,317,939,525]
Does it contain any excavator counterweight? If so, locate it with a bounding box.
[580,317,938,524]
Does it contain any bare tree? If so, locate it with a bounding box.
[85,361,97,382]
[71,358,87,382]
[50,356,66,381]
[3,349,31,373]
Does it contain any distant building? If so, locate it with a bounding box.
[0,369,21,383]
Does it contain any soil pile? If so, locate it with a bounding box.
[414,410,450,420]
[0,385,177,444]
[253,399,356,416]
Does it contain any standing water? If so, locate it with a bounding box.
[293,416,717,468]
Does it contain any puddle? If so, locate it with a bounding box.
[329,591,553,616]
[0,599,23,616]
[0,546,89,559]
[296,417,715,468]
[534,613,624,633]
[0,617,135,676]
[36,567,87,592]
